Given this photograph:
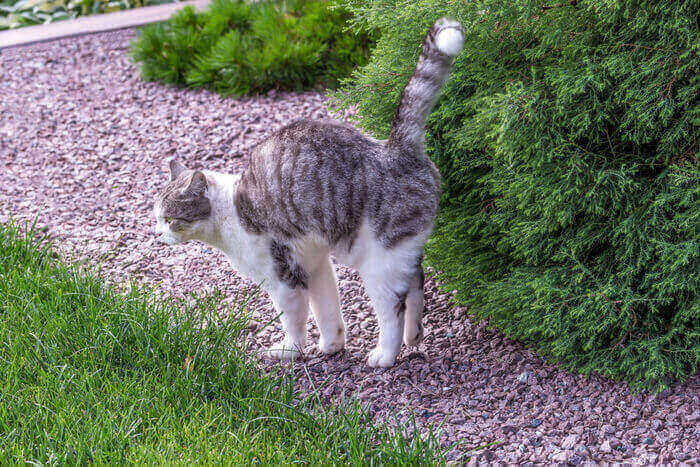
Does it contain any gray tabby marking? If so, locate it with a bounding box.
[270,240,309,289]
[395,290,408,317]
[234,118,440,252]
[389,20,463,155]
[228,21,462,287]
[159,171,211,225]
[416,254,425,289]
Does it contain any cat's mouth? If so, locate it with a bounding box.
[154,224,182,245]
[158,233,181,245]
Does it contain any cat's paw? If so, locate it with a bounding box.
[264,340,303,361]
[403,322,424,347]
[367,347,398,368]
[319,334,345,355]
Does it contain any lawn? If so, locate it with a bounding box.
[0,220,444,464]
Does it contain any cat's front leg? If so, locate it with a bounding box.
[265,286,309,360]
[308,256,345,355]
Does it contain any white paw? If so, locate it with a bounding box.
[403,323,424,347]
[319,334,345,355]
[264,340,303,361]
[367,347,398,368]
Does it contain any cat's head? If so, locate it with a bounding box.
[153,160,212,245]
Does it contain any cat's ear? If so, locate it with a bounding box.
[169,159,187,181]
[186,171,208,195]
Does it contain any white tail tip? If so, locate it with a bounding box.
[435,19,463,56]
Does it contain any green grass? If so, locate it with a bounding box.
[0,220,448,464]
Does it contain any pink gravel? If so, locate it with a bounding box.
[1,30,698,465]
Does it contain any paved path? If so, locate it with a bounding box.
[0,0,209,49]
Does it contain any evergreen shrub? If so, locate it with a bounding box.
[335,0,698,390]
[130,0,373,96]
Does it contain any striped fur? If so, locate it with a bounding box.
[389,18,463,155]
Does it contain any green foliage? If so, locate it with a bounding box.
[335,0,699,391]
[0,220,449,463]
[130,0,374,96]
[0,0,172,30]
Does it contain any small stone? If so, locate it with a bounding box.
[573,445,590,457]
[502,425,518,434]
[518,371,529,383]
[600,440,612,453]
[642,437,654,445]
[674,452,690,462]
[601,424,615,435]
[530,418,542,428]
[552,450,571,462]
[561,434,578,449]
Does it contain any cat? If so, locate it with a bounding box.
[153,18,463,367]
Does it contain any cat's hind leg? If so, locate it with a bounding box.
[265,285,309,360]
[403,258,425,346]
[355,233,427,367]
[361,276,407,367]
[308,256,345,355]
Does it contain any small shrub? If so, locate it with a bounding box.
[335,0,698,391]
[130,0,374,96]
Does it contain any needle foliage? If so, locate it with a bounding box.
[130,0,374,96]
[335,0,698,391]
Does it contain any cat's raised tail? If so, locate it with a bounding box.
[388,18,463,154]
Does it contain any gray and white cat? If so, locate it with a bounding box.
[153,18,463,367]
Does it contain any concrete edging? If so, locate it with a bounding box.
[0,0,210,50]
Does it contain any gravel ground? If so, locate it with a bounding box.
[1,30,698,465]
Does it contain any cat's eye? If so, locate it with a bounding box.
[165,217,174,223]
